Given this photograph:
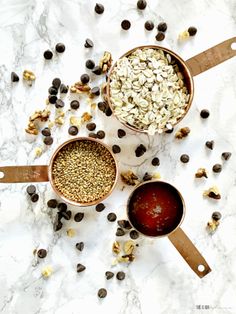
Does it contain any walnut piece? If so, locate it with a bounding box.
[42,266,53,278]
[175,127,190,139]
[121,170,139,186]
[99,51,112,73]
[35,147,43,157]
[203,186,221,200]
[66,228,76,237]
[82,112,92,122]
[112,241,121,255]
[124,240,135,255]
[70,82,91,93]
[207,220,220,234]
[195,168,208,178]
[23,70,36,81]
[178,30,190,40]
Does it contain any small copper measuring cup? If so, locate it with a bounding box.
[127,180,211,278]
[0,137,118,206]
[107,37,236,133]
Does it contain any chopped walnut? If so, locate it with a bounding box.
[203,186,221,200]
[121,170,139,186]
[42,266,53,278]
[101,83,108,102]
[55,117,64,126]
[66,228,76,237]
[70,116,81,127]
[25,122,38,135]
[152,172,161,179]
[178,30,190,40]
[195,168,208,178]
[29,109,51,123]
[23,70,36,81]
[70,82,91,93]
[99,51,112,73]
[35,147,43,157]
[82,112,92,122]
[48,121,54,129]
[122,254,135,262]
[112,241,121,255]
[175,127,190,139]
[124,240,135,255]
[207,220,220,234]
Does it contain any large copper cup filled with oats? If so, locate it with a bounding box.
[0,137,118,206]
[107,37,236,134]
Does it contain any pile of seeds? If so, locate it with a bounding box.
[52,140,116,203]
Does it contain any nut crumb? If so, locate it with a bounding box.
[70,116,81,127]
[207,220,220,234]
[195,168,208,178]
[152,172,161,179]
[41,266,53,278]
[55,117,64,125]
[35,147,43,157]
[23,70,36,81]
[203,186,221,200]
[66,228,76,237]
[175,127,190,139]
[121,170,139,186]
[178,30,190,40]
[82,112,92,122]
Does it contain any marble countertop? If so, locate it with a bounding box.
[1,0,236,313]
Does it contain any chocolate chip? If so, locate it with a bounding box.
[68,126,79,136]
[200,109,210,119]
[116,228,125,236]
[121,20,131,30]
[107,212,117,222]
[212,211,222,221]
[97,130,105,139]
[130,230,139,239]
[37,249,47,258]
[84,38,94,48]
[60,210,72,220]
[95,3,104,14]
[11,72,19,82]
[222,152,231,160]
[180,154,189,163]
[57,202,67,212]
[48,95,57,104]
[206,140,214,150]
[145,20,154,31]
[74,212,84,222]
[53,214,63,231]
[212,164,222,173]
[90,86,100,96]
[157,22,167,32]
[117,220,132,229]
[55,99,65,108]
[86,122,96,131]
[89,132,98,138]
[76,242,84,251]
[116,271,125,280]
[188,26,197,36]
[85,59,95,69]
[77,263,86,273]
[43,50,53,60]
[117,129,126,138]
[60,84,68,93]
[98,101,107,112]
[47,199,58,208]
[52,78,61,89]
[143,172,152,181]
[55,43,65,53]
[92,66,102,75]
[137,0,147,10]
[48,86,58,95]
[155,32,165,41]
[80,74,90,84]
[96,203,105,212]
[70,100,80,110]
[26,185,36,196]
[31,193,39,203]
[151,157,160,166]
[105,107,112,116]
[135,144,146,157]
[98,288,107,298]
[44,136,53,145]
[105,271,114,280]
[41,127,51,137]
[112,145,121,154]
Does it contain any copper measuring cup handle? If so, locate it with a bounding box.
[0,166,49,183]
[186,37,236,77]
[168,227,211,278]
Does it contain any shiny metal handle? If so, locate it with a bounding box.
[0,166,49,183]
[186,37,236,76]
[168,227,211,278]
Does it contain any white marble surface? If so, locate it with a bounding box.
[0,0,236,313]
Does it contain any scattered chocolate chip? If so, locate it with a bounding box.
[130,230,139,239]
[53,214,63,231]
[121,20,131,30]
[116,271,125,280]
[55,43,65,53]
[212,211,222,221]
[135,144,146,157]
[48,86,58,95]
[155,32,165,41]
[107,212,117,222]
[47,199,58,208]
[43,50,53,60]
[52,78,61,89]
[137,0,147,10]
[116,228,125,236]
[145,20,154,31]
[89,132,98,138]
[26,185,36,196]
[105,107,112,116]
[112,145,121,154]
[98,101,107,112]
[180,154,189,163]
[37,249,47,258]
[151,157,160,166]
[96,203,105,212]
[60,210,72,220]
[95,3,104,14]
[212,164,222,173]
[41,127,51,137]
[55,99,65,109]
[157,22,167,32]
[117,129,126,138]
[117,220,132,229]
[85,59,95,69]
[80,74,90,84]
[92,66,102,75]
[205,140,214,150]
[60,84,68,93]
[11,72,19,82]
[188,26,197,36]
[76,242,84,251]
[44,136,53,145]
[73,213,84,223]
[68,126,79,136]
[105,271,114,280]
[222,152,231,160]
[90,86,100,96]
[84,38,94,48]
[143,172,152,181]
[31,193,39,203]
[200,109,210,119]
[77,263,86,273]
[48,95,57,104]
[86,122,96,131]
[57,202,67,212]
[97,130,105,139]
[98,288,107,298]
[70,100,80,110]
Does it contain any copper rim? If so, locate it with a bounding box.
[107,45,194,134]
[48,137,119,207]
[126,180,186,238]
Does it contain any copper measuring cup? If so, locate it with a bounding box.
[107,37,236,133]
[0,137,118,206]
[127,180,211,278]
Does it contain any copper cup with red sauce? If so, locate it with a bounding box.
[127,180,211,278]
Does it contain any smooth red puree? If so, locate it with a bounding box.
[128,182,183,236]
